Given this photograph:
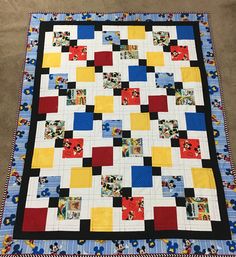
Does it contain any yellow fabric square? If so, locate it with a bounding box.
[152,147,172,167]
[147,52,164,66]
[192,168,216,189]
[130,113,150,130]
[42,53,61,68]
[181,67,201,82]
[90,207,113,231]
[128,26,145,39]
[94,96,114,113]
[32,148,54,168]
[76,67,95,82]
[70,167,92,188]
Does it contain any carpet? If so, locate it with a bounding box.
[0,12,235,256]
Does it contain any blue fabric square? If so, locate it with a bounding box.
[129,66,147,81]
[132,166,153,187]
[176,26,194,39]
[78,25,94,39]
[185,112,206,131]
[74,112,93,130]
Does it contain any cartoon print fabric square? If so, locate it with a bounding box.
[48,73,68,89]
[2,15,235,256]
[67,89,86,105]
[102,120,122,138]
[69,46,87,61]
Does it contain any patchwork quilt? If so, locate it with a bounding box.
[0,12,236,256]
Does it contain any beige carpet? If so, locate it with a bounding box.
[0,0,235,207]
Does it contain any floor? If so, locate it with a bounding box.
[0,0,235,207]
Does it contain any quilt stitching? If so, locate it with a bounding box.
[0,13,235,255]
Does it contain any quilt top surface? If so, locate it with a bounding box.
[0,13,235,256]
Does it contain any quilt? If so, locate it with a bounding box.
[0,12,236,256]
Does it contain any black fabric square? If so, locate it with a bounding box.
[36,113,47,121]
[112,44,120,51]
[121,82,129,89]
[70,39,77,46]
[146,66,155,73]
[30,169,40,177]
[121,187,132,197]
[163,45,170,52]
[169,39,178,46]
[174,82,183,90]
[184,188,195,197]
[49,197,59,208]
[113,88,121,96]
[202,159,212,168]
[122,130,131,138]
[59,89,68,96]
[149,112,158,120]
[41,68,50,74]
[93,113,102,120]
[87,60,94,66]
[190,60,199,67]
[139,59,147,66]
[178,130,188,139]
[196,105,206,113]
[145,220,155,235]
[140,105,149,113]
[79,220,90,232]
[171,138,180,147]
[83,158,92,167]
[167,88,176,96]
[113,138,122,147]
[67,82,76,89]
[120,39,128,45]
[145,24,153,31]
[92,167,102,175]
[55,138,64,148]
[86,105,94,112]
[64,130,73,138]
[176,197,186,207]
[95,24,102,31]
[95,66,103,73]
[152,167,161,176]
[59,188,70,197]
[113,197,122,207]
[62,46,70,52]
[143,157,152,166]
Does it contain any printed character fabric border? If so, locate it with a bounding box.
[0,12,235,256]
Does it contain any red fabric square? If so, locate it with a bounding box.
[38,96,58,114]
[69,46,87,61]
[92,146,113,166]
[22,208,48,232]
[170,46,189,61]
[62,138,84,158]
[94,51,113,66]
[122,197,144,220]
[148,95,168,112]
[121,88,140,105]
[154,206,177,230]
[179,139,201,159]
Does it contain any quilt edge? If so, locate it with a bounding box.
[0,13,33,227]
[0,13,235,257]
[207,12,236,184]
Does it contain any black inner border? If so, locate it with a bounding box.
[13,21,231,240]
